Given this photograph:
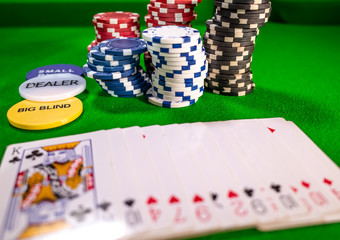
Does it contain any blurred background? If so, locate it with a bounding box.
[2,0,340,27]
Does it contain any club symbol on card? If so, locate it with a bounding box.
[271,184,281,193]
[147,196,158,205]
[244,188,254,197]
[267,127,276,133]
[9,156,20,164]
[169,195,180,204]
[124,199,135,208]
[211,193,218,201]
[70,205,92,222]
[301,181,310,189]
[323,178,332,186]
[193,194,204,203]
[97,201,111,211]
[25,150,43,161]
[227,190,238,198]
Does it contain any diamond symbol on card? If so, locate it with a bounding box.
[267,127,276,133]
[227,190,238,198]
[193,194,204,203]
[124,199,135,207]
[142,134,146,139]
[302,181,310,189]
[291,186,298,193]
[147,196,158,205]
[323,178,332,186]
[169,195,180,204]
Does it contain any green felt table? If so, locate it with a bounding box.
[1,0,340,239]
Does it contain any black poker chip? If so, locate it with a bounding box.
[215,7,271,19]
[206,51,252,60]
[207,72,252,81]
[206,27,259,38]
[212,18,267,29]
[216,6,272,15]
[214,1,271,11]
[205,78,253,89]
[205,75,252,85]
[214,15,269,24]
[209,66,251,75]
[205,32,257,43]
[209,62,251,71]
[205,48,254,57]
[204,36,255,47]
[204,42,255,53]
[208,57,252,66]
[206,20,259,36]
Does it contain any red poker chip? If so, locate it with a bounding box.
[147,4,194,13]
[145,16,192,26]
[95,29,141,37]
[92,19,139,29]
[96,32,141,40]
[150,13,197,22]
[93,12,139,24]
[155,0,201,3]
[146,22,191,28]
[148,10,195,18]
[150,0,197,8]
[94,24,140,33]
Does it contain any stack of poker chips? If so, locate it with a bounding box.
[83,38,151,98]
[87,12,141,52]
[145,0,202,28]
[142,26,207,108]
[203,0,271,96]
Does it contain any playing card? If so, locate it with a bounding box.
[121,126,173,239]
[204,121,285,224]
[179,122,255,229]
[0,131,122,240]
[106,128,152,239]
[162,124,224,235]
[140,125,195,239]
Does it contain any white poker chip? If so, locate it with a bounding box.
[142,26,201,44]
[19,74,86,102]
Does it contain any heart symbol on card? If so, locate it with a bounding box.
[323,178,332,186]
[302,181,310,189]
[169,195,180,204]
[147,196,158,205]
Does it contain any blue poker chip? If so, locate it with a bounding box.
[89,46,140,61]
[97,75,145,88]
[87,61,139,72]
[87,55,139,67]
[154,58,203,67]
[153,85,204,100]
[99,38,147,56]
[83,64,137,80]
[26,64,83,80]
[97,71,142,82]
[156,61,207,76]
[154,80,201,91]
[100,80,149,92]
[154,60,206,71]
[102,82,151,97]
[146,89,199,108]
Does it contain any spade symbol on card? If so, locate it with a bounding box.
[323,178,332,186]
[97,201,111,211]
[244,188,254,198]
[124,199,135,208]
[70,205,92,222]
[26,150,43,161]
[271,184,281,193]
[9,156,20,164]
[169,195,180,204]
[211,193,218,201]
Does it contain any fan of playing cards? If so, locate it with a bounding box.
[0,118,339,240]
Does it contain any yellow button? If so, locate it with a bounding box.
[7,97,83,130]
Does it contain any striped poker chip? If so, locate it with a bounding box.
[215,8,271,20]
[205,48,254,58]
[205,32,257,43]
[204,42,255,53]
[208,57,252,66]
[83,64,137,80]
[213,19,267,29]
[146,88,200,108]
[142,26,201,44]
[205,80,254,93]
[92,20,139,29]
[149,13,197,23]
[87,61,139,72]
[206,20,259,35]
[214,1,271,11]
[148,10,195,18]
[203,36,255,47]
[208,66,251,75]
[215,15,269,25]
[99,38,147,56]
[146,37,201,49]
[90,46,140,61]
[154,0,201,5]
[207,71,252,81]
[205,78,253,89]
[209,62,251,71]
[93,12,139,24]
[205,76,252,85]
[147,42,203,54]
[219,0,269,4]
[94,24,140,33]
[208,83,255,96]
[87,55,139,67]
[152,87,203,102]
[147,4,194,13]
[150,0,197,9]
[145,15,192,26]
